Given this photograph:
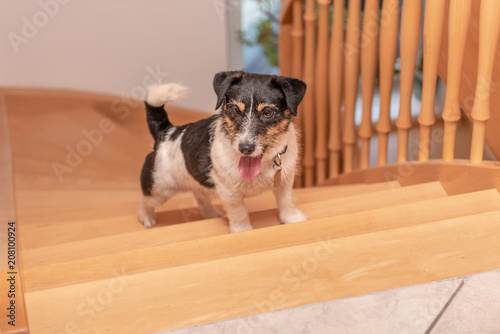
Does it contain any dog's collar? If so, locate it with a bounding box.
[272,145,287,167]
[277,145,288,157]
[272,145,287,188]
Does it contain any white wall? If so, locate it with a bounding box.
[0,0,229,112]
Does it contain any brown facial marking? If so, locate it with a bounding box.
[257,103,277,112]
[284,109,292,117]
[223,115,238,141]
[257,103,268,112]
[257,119,291,144]
[229,99,245,112]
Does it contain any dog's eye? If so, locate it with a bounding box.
[262,108,274,118]
[229,105,241,115]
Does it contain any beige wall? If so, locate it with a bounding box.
[0,0,229,112]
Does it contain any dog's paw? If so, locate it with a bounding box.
[140,217,156,228]
[229,222,254,233]
[280,208,308,225]
[137,208,156,228]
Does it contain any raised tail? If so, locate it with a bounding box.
[144,83,188,142]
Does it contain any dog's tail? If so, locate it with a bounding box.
[145,83,188,142]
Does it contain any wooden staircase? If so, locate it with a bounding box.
[2,89,500,333]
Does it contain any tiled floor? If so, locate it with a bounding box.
[163,269,500,334]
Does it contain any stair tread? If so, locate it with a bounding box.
[23,210,500,333]
[22,186,495,290]
[16,181,401,226]
[19,181,438,250]
[8,107,152,211]
[14,174,140,191]
[24,182,491,286]
[17,181,399,229]
[15,189,142,211]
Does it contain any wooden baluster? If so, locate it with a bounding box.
[442,0,472,162]
[292,0,304,186]
[302,0,316,186]
[328,0,344,177]
[470,0,500,163]
[343,0,361,173]
[279,24,293,77]
[396,0,422,163]
[418,0,447,162]
[358,0,379,169]
[376,0,399,166]
[314,0,331,184]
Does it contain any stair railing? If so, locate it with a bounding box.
[279,0,499,186]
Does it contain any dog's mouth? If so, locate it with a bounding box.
[238,155,262,181]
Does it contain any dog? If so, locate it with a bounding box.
[137,71,308,233]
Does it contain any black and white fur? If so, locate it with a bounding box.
[138,71,308,233]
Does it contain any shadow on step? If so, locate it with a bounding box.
[154,207,281,229]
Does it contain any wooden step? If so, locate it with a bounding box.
[18,181,398,229]
[14,174,140,192]
[8,107,152,196]
[22,182,470,288]
[22,187,497,290]
[15,189,143,211]
[16,181,401,228]
[19,181,435,251]
[23,210,500,333]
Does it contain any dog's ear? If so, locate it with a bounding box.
[273,76,307,116]
[213,71,244,110]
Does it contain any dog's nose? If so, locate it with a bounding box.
[239,143,255,155]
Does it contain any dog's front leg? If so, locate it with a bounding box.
[217,187,253,233]
[273,182,308,225]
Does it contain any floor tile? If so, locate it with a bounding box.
[162,278,462,334]
[430,270,500,334]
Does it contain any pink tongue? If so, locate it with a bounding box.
[238,156,262,181]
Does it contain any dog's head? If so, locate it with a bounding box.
[213,71,306,180]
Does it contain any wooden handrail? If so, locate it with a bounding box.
[358,0,379,169]
[323,160,500,196]
[396,0,421,163]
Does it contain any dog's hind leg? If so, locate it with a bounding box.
[137,194,168,228]
[193,191,223,219]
